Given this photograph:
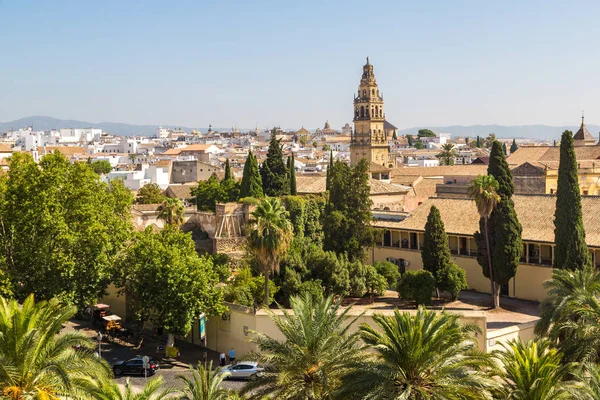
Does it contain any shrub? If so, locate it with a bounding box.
[240,197,260,206]
[397,270,436,306]
[364,265,388,296]
[298,280,324,304]
[223,267,278,307]
[373,260,401,288]
[437,263,468,301]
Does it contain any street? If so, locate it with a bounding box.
[114,368,247,392]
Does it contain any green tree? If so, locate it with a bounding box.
[240,150,264,199]
[223,159,233,181]
[90,376,173,400]
[406,134,414,146]
[248,197,294,306]
[392,131,397,140]
[465,136,470,146]
[554,130,591,270]
[469,174,501,308]
[485,133,497,148]
[502,142,508,156]
[157,197,185,227]
[436,143,458,165]
[568,363,600,399]
[243,293,364,400]
[326,149,334,191]
[322,144,331,151]
[136,183,166,204]
[338,307,497,399]
[0,152,133,307]
[323,159,376,261]
[299,135,308,147]
[475,141,523,309]
[0,295,111,399]
[475,135,481,148]
[90,159,112,174]
[494,339,575,399]
[510,138,518,153]
[417,128,436,137]
[261,130,290,197]
[372,260,401,288]
[115,227,225,346]
[224,266,278,307]
[177,361,237,400]
[414,140,425,149]
[193,176,225,212]
[289,153,297,195]
[422,205,452,297]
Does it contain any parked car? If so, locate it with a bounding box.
[221,362,264,380]
[112,357,159,376]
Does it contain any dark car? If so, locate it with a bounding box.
[112,357,159,376]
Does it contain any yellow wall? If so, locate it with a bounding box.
[545,169,600,195]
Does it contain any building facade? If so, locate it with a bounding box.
[350,58,391,167]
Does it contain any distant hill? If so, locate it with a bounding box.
[398,124,600,140]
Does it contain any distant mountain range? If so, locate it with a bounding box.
[1,116,598,140]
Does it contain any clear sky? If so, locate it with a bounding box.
[1,0,599,130]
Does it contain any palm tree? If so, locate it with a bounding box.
[157,198,185,227]
[242,293,364,400]
[494,338,576,399]
[468,174,501,308]
[437,143,458,165]
[176,361,235,400]
[90,376,173,400]
[535,266,600,364]
[568,363,600,399]
[248,197,293,306]
[337,307,497,399]
[0,295,111,400]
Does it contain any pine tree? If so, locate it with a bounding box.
[510,138,518,153]
[261,130,290,197]
[553,130,591,270]
[474,141,523,307]
[502,142,508,156]
[223,159,233,181]
[289,153,297,195]
[475,135,481,148]
[240,150,263,199]
[326,149,334,191]
[422,205,452,296]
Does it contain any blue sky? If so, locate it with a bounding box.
[1,0,599,130]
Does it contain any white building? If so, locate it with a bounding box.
[58,128,101,143]
[156,127,170,139]
[108,165,170,190]
[100,139,139,154]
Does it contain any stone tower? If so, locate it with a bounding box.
[350,57,389,166]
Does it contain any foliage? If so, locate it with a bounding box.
[0,152,133,306]
[323,158,375,262]
[224,267,278,307]
[372,260,401,288]
[396,270,436,306]
[494,339,575,399]
[223,159,233,182]
[157,197,185,227]
[554,130,591,270]
[322,144,331,151]
[437,263,468,300]
[510,138,518,153]
[417,128,436,137]
[281,195,325,245]
[192,175,240,212]
[0,295,111,399]
[115,226,224,337]
[210,253,231,282]
[177,361,237,400]
[437,143,458,165]
[421,205,452,290]
[260,130,290,197]
[136,183,166,204]
[89,376,173,400]
[475,135,481,148]
[240,196,260,206]
[90,159,113,175]
[243,293,364,400]
[406,134,414,146]
[413,140,425,149]
[240,150,264,199]
[485,133,497,148]
[502,142,508,156]
[288,153,297,195]
[348,261,387,297]
[392,130,397,140]
[338,307,496,399]
[248,197,293,306]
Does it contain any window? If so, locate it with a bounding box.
[584,190,589,196]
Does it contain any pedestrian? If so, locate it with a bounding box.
[228,347,235,364]
[220,351,226,367]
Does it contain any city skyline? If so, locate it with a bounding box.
[2,1,600,129]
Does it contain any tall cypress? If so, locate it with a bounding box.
[260,130,290,197]
[223,159,233,181]
[289,153,297,195]
[510,138,518,153]
[326,149,334,191]
[502,142,508,156]
[474,141,522,305]
[392,131,397,140]
[422,205,452,293]
[553,130,590,270]
[240,150,263,198]
[475,135,481,148]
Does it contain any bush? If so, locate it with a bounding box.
[437,263,468,301]
[373,260,401,288]
[223,267,278,307]
[240,197,260,206]
[397,270,436,306]
[298,280,324,304]
[364,265,388,296]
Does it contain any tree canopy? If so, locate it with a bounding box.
[90,159,112,175]
[510,138,518,153]
[240,150,264,199]
[136,183,166,204]
[417,128,436,137]
[260,130,290,197]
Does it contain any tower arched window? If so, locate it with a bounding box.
[375,105,379,117]
[360,106,365,118]
[362,89,366,97]
[379,109,383,117]
[372,89,375,96]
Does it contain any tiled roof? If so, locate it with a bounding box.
[181,144,213,152]
[505,146,551,165]
[38,146,88,156]
[0,144,13,152]
[392,165,488,177]
[574,119,596,141]
[369,162,392,173]
[132,204,161,212]
[296,175,410,195]
[162,148,182,155]
[507,145,600,166]
[373,195,600,247]
[166,184,194,199]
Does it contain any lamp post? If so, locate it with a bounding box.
[97,332,103,358]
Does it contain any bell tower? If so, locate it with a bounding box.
[350,57,389,166]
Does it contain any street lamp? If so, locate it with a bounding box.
[97,332,103,358]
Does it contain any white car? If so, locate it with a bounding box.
[221,362,264,380]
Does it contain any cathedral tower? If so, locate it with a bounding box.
[350,57,389,166]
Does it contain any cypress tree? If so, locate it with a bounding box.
[475,135,481,148]
[223,159,233,181]
[510,138,518,153]
[474,141,523,307]
[422,205,452,296]
[553,130,591,270]
[392,131,397,140]
[289,153,297,195]
[502,142,508,156]
[240,151,263,198]
[326,149,334,191]
[260,129,290,197]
